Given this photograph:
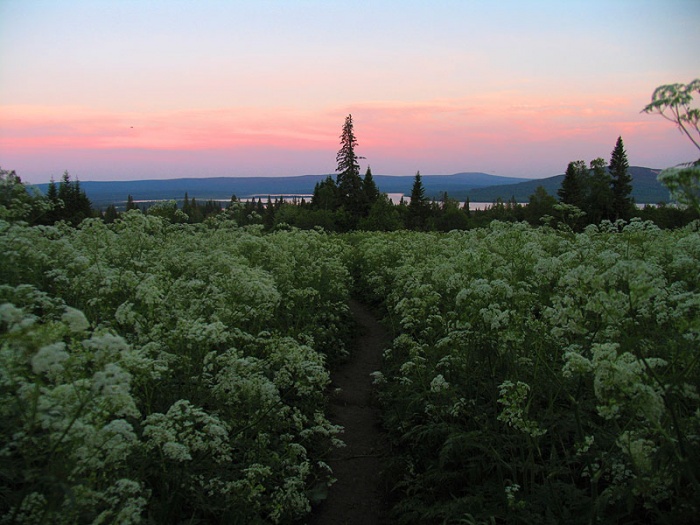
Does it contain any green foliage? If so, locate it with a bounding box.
[643,79,700,212]
[44,171,94,226]
[657,164,700,213]
[351,221,700,524]
[407,172,429,230]
[642,79,700,152]
[0,168,52,224]
[0,216,354,523]
[609,136,634,221]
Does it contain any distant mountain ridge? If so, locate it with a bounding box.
[458,166,667,204]
[31,168,669,208]
[32,172,529,208]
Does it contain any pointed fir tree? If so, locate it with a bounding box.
[335,114,365,223]
[363,165,380,208]
[336,114,360,188]
[407,171,429,229]
[609,136,634,220]
[56,171,92,225]
[45,177,60,223]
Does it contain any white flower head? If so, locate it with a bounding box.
[430,374,449,392]
[31,342,69,377]
[62,306,90,333]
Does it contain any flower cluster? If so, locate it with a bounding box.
[352,220,700,523]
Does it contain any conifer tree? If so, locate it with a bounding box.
[44,177,60,223]
[263,196,275,230]
[125,194,138,211]
[312,176,338,210]
[103,204,119,223]
[56,171,92,225]
[586,157,614,224]
[363,166,380,207]
[335,114,365,222]
[558,161,587,210]
[336,114,360,188]
[407,171,429,229]
[609,136,634,220]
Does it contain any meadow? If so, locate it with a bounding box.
[1,213,699,524]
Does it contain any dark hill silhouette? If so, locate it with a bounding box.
[31,172,528,208]
[459,167,667,204]
[30,167,669,208]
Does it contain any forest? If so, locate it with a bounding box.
[0,80,699,524]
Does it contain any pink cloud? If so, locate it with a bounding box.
[1,91,696,182]
[0,105,337,152]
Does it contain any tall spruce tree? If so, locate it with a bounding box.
[335,114,366,226]
[336,114,360,186]
[609,136,634,220]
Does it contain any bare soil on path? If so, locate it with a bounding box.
[308,299,391,525]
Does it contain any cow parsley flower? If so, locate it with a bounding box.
[31,342,69,378]
[61,306,90,333]
[430,374,449,392]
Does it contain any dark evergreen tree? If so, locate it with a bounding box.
[463,197,471,218]
[435,193,469,231]
[56,171,93,225]
[44,177,60,223]
[311,176,338,210]
[46,178,58,202]
[587,157,614,224]
[125,194,138,211]
[526,185,557,225]
[182,192,192,217]
[103,204,119,223]
[358,194,403,231]
[203,199,221,219]
[188,197,204,223]
[263,196,275,230]
[336,114,360,188]
[335,114,366,225]
[609,136,635,220]
[558,160,587,211]
[407,171,429,229]
[363,166,380,208]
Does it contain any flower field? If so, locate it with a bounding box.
[2,214,699,524]
[1,214,352,524]
[350,219,700,524]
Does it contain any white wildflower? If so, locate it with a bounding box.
[61,306,90,333]
[31,342,69,377]
[370,371,386,385]
[162,442,192,462]
[0,302,24,325]
[430,374,449,392]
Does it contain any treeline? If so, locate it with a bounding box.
[99,124,700,231]
[1,127,698,231]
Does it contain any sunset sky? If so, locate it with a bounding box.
[1,0,698,184]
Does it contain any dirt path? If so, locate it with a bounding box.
[309,299,390,525]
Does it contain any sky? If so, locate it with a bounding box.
[1,0,699,184]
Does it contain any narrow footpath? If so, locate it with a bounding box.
[309,299,390,525]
